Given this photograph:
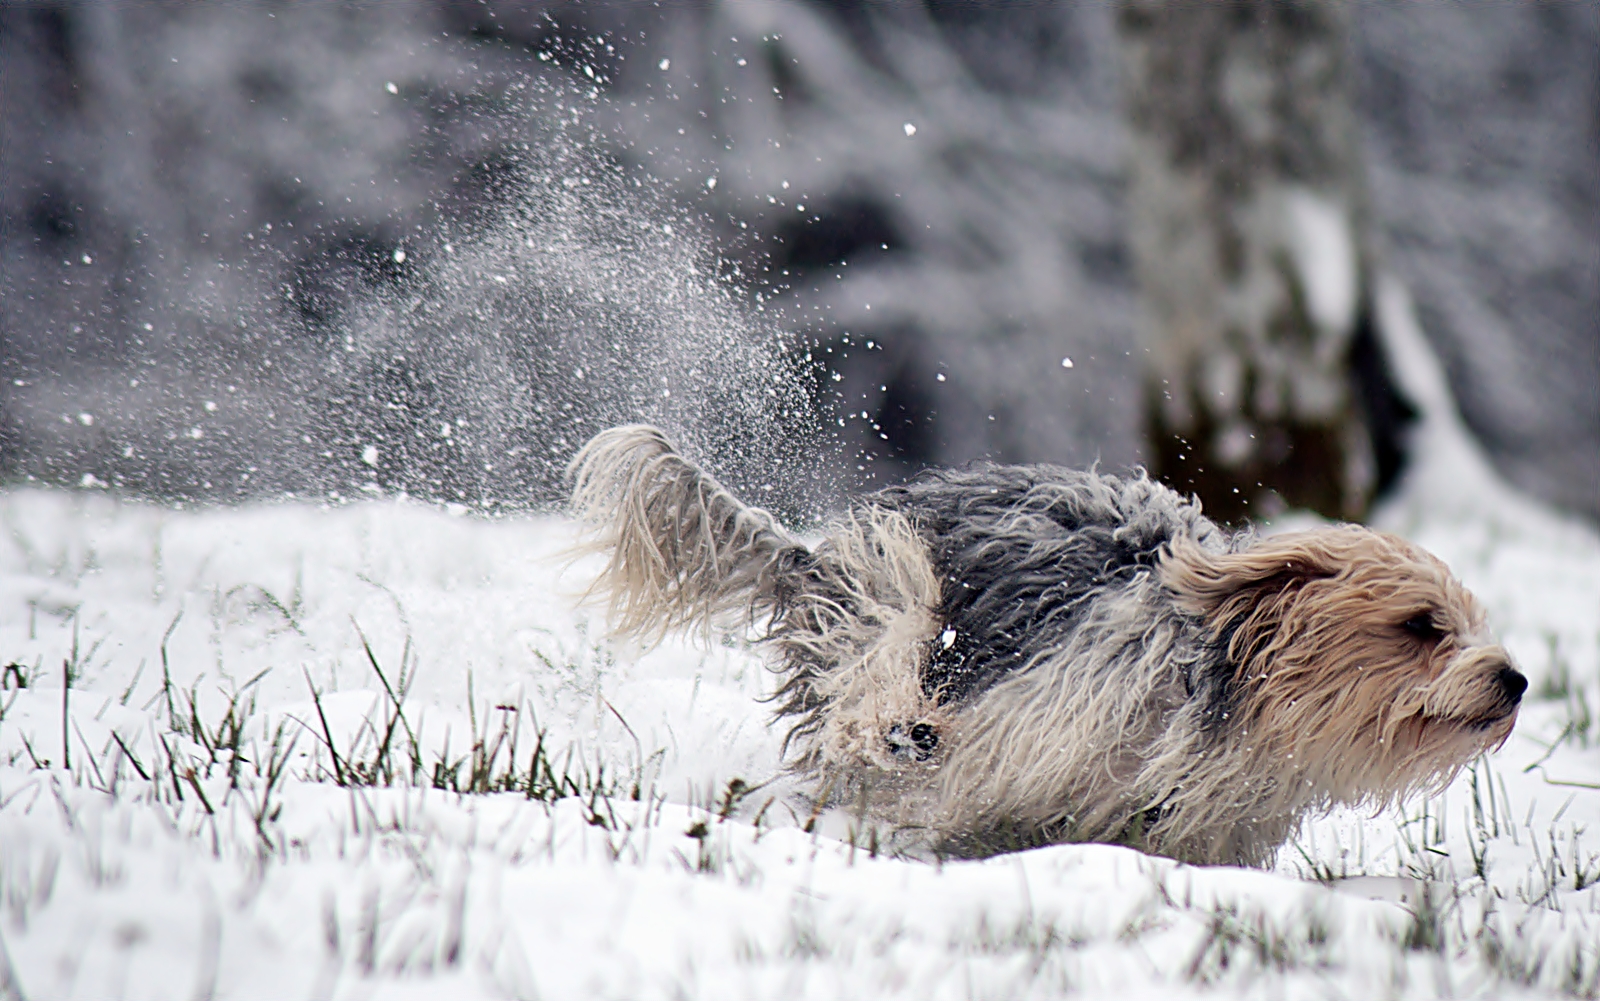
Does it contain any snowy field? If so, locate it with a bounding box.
[2,321,1598,999]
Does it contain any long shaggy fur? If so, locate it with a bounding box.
[567,425,807,645]
[568,425,1525,866]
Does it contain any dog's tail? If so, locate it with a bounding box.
[567,425,808,645]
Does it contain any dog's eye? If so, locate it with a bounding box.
[1401,612,1442,643]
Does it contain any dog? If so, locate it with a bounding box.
[568,425,1525,866]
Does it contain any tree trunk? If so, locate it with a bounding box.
[1117,0,1383,523]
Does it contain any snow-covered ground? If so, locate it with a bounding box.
[2,315,1598,998]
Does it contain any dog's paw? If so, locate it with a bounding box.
[886,721,940,761]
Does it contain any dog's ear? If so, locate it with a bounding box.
[1160,530,1354,628]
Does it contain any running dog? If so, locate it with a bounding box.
[568,425,1525,866]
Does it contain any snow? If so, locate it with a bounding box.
[1282,188,1358,340]
[1,303,1598,998]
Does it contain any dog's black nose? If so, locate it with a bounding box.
[1497,667,1528,703]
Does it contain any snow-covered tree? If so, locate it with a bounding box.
[1117,0,1398,522]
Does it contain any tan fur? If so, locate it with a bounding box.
[566,424,801,645]
[1148,528,1516,862]
[567,426,1522,867]
[920,528,1517,864]
[569,430,949,795]
[771,508,948,775]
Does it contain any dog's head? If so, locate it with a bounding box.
[1162,525,1523,803]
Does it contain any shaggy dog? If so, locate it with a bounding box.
[568,425,1525,866]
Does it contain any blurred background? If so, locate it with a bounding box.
[1,1,1594,525]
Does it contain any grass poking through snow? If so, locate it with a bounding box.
[0,488,1596,999]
